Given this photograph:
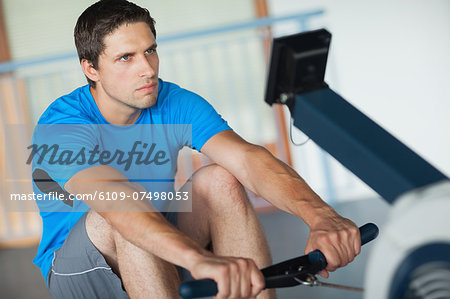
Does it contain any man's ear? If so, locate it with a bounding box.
[81,59,99,83]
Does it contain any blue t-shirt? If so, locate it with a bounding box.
[32,78,231,282]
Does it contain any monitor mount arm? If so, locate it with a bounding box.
[264,29,448,204]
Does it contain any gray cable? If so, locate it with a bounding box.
[289,115,310,146]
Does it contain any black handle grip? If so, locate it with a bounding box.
[179,279,217,299]
[307,222,379,270]
[178,223,379,298]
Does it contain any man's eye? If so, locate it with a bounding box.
[145,48,155,54]
[120,55,130,61]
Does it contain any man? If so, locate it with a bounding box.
[31,0,360,298]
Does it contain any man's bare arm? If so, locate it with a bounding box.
[201,130,361,276]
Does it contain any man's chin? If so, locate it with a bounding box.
[134,97,157,109]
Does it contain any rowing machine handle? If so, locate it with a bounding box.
[178,222,379,298]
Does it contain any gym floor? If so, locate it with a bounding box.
[0,197,389,299]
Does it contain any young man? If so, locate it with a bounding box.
[31,0,361,298]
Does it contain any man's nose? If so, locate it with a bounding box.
[139,56,156,77]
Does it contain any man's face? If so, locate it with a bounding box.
[94,22,159,111]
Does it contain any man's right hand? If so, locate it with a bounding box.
[188,254,265,299]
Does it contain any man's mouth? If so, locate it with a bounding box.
[137,83,157,92]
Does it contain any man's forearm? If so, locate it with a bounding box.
[239,146,337,226]
[66,172,210,271]
[101,207,211,270]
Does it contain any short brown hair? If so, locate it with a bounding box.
[74,0,156,87]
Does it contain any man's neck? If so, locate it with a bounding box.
[90,86,141,126]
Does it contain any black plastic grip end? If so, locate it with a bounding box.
[359,222,379,245]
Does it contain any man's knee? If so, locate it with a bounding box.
[193,164,239,193]
[192,164,250,209]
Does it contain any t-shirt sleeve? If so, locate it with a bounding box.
[171,89,231,151]
[31,123,101,191]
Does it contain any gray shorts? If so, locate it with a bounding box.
[47,211,179,299]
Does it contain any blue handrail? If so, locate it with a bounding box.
[0,10,324,74]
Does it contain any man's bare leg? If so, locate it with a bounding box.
[178,164,276,299]
[85,211,181,298]
[85,163,276,298]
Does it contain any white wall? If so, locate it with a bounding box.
[2,0,255,60]
[268,0,450,181]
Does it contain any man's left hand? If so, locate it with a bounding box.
[304,209,361,278]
